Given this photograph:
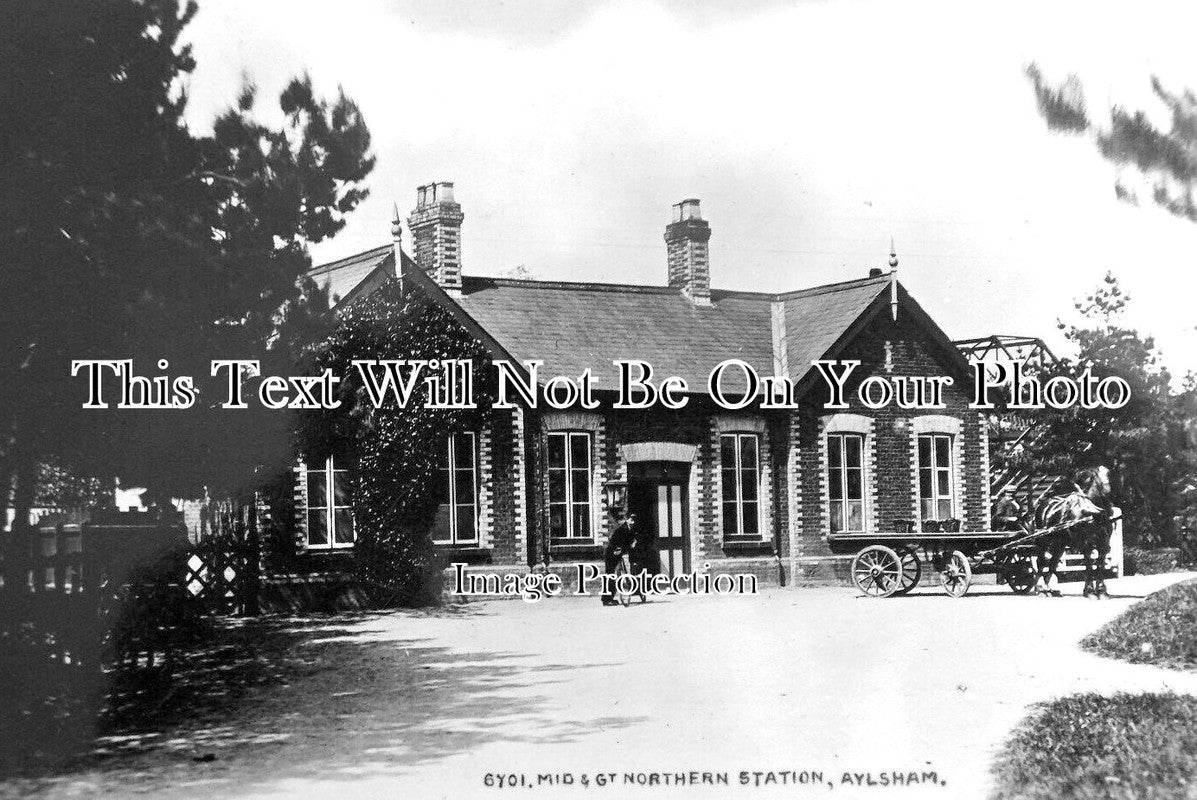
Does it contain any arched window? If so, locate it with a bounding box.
[822,413,873,534]
[912,416,962,523]
[827,433,865,533]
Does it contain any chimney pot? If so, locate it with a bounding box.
[415,181,457,210]
[674,198,702,222]
[408,181,464,292]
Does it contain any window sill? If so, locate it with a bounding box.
[549,541,603,560]
[722,539,775,556]
[435,545,492,565]
[920,519,962,533]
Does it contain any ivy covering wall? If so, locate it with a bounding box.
[298,276,495,606]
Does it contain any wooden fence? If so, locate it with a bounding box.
[0,510,261,674]
[1056,507,1125,578]
[184,535,260,615]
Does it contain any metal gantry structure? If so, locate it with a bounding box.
[952,334,1057,502]
[952,334,1056,375]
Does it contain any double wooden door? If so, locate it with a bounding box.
[628,461,690,577]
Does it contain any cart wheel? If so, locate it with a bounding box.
[893,548,922,595]
[1003,555,1036,595]
[939,550,972,598]
[851,545,904,598]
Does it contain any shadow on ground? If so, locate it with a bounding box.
[1,606,639,797]
[876,590,1152,601]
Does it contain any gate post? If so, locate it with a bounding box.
[243,496,261,615]
[1109,506,1124,578]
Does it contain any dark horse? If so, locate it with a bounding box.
[1032,466,1115,598]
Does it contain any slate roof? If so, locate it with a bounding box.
[778,278,893,378]
[307,247,934,394]
[309,244,391,306]
[454,279,784,392]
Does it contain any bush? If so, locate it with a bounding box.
[1081,578,1197,670]
[1124,547,1181,576]
[0,621,106,774]
[0,546,202,775]
[352,528,447,608]
[1180,531,1197,568]
[991,692,1197,800]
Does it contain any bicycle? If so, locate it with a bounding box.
[613,553,646,606]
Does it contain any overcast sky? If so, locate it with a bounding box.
[182,0,1197,375]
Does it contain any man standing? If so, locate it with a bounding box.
[991,494,1024,532]
[600,508,636,606]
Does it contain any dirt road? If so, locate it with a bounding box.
[6,573,1197,799]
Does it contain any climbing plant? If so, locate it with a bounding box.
[301,276,495,606]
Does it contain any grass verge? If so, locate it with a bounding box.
[990,692,1197,800]
[1081,578,1197,670]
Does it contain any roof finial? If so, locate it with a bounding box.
[889,237,899,321]
[391,202,404,281]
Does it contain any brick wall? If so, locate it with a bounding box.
[269,300,990,588]
[790,312,989,562]
[485,407,523,565]
[517,402,784,575]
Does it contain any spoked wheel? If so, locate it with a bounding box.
[893,547,922,596]
[1000,553,1037,595]
[939,550,972,598]
[851,545,904,598]
[614,557,633,607]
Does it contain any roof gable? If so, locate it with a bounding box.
[780,277,890,384]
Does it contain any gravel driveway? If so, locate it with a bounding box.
[7,573,1197,800]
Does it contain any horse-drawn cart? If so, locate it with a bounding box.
[838,517,1105,599]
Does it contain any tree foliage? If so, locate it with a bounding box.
[1025,63,1197,221]
[0,0,374,526]
[1025,274,1197,545]
[1024,64,1197,545]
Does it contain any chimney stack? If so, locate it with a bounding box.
[408,182,464,293]
[665,199,711,305]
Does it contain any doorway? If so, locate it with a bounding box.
[627,460,690,577]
